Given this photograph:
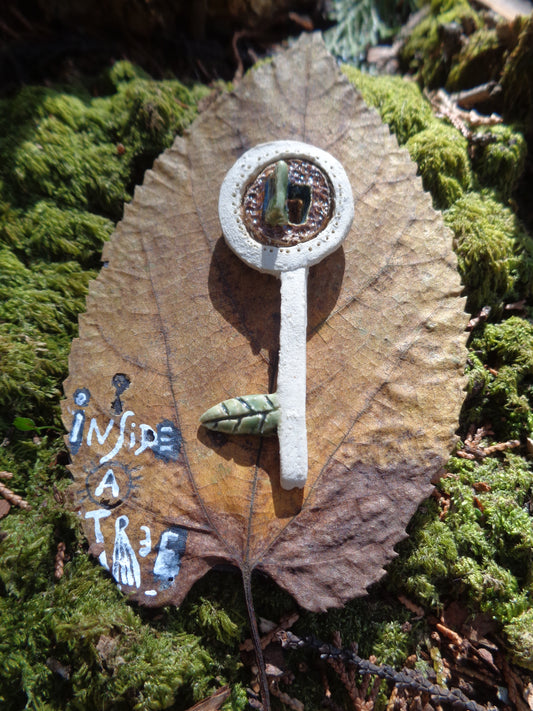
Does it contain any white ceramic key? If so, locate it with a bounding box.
[217,140,354,490]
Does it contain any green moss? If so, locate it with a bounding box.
[296,595,416,667]
[471,125,527,198]
[430,0,473,12]
[343,68,477,209]
[445,192,533,313]
[0,549,217,710]
[342,67,434,144]
[278,594,422,708]
[391,510,459,608]
[343,65,527,220]
[0,437,244,710]
[0,62,209,214]
[465,317,533,439]
[221,685,248,711]
[0,78,206,220]
[3,201,114,266]
[345,19,533,683]
[390,453,533,625]
[406,123,472,208]
[400,0,481,87]
[0,63,208,433]
[501,15,533,125]
[400,0,533,130]
[372,620,412,667]
[0,249,93,427]
[107,60,152,87]
[189,598,243,645]
[505,609,533,670]
[12,124,129,217]
[446,27,502,91]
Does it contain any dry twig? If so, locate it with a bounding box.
[0,481,30,509]
[450,82,501,110]
[397,595,425,620]
[435,622,463,647]
[269,681,304,711]
[466,306,491,331]
[184,685,231,711]
[504,300,527,313]
[54,542,66,580]
[241,612,299,652]
[280,631,490,711]
[426,89,502,143]
[456,425,520,460]
[432,489,451,520]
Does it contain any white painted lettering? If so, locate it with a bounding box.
[139,525,151,557]
[112,515,141,588]
[95,469,120,498]
[69,412,85,443]
[84,410,165,462]
[99,551,109,570]
[134,424,158,456]
[153,529,186,580]
[158,427,174,452]
[100,411,134,464]
[87,418,114,447]
[85,509,112,543]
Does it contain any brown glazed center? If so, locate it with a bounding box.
[241,159,334,247]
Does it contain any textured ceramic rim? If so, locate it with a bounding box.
[218,141,354,275]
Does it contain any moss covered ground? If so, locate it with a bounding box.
[1,8,533,709]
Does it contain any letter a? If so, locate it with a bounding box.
[95,469,119,498]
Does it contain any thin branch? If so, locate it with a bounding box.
[279,631,493,711]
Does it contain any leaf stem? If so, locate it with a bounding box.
[242,568,271,711]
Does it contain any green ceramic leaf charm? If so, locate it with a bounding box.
[200,393,280,435]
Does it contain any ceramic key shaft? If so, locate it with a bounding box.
[277,267,308,489]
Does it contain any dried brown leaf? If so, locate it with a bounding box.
[62,34,467,612]
[184,686,231,711]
